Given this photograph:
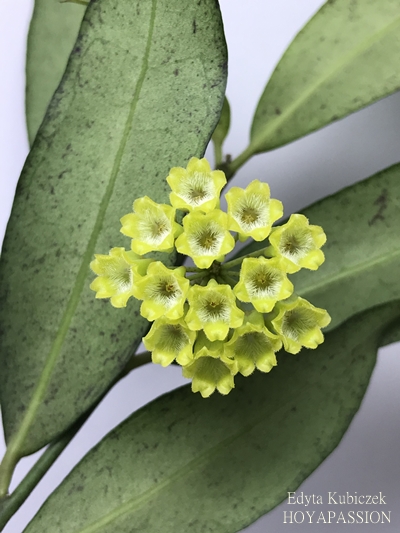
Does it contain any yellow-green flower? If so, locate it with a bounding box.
[143,316,196,367]
[90,247,152,308]
[132,261,189,321]
[234,257,293,313]
[224,311,281,376]
[175,209,235,269]
[268,214,326,273]
[120,196,182,255]
[185,279,244,341]
[167,157,227,212]
[225,180,283,241]
[182,332,238,397]
[271,296,331,354]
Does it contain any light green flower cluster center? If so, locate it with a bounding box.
[90,157,330,398]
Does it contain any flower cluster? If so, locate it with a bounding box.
[90,158,330,398]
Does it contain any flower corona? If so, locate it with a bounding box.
[90,157,330,398]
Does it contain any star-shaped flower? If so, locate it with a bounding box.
[132,261,189,321]
[268,214,326,273]
[226,180,283,241]
[271,296,331,354]
[90,248,152,308]
[120,196,182,255]
[224,311,281,376]
[175,209,235,269]
[182,332,238,397]
[234,256,293,313]
[143,316,196,367]
[167,157,226,212]
[185,279,244,341]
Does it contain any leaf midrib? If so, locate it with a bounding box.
[298,246,400,298]
[251,12,400,150]
[7,0,158,460]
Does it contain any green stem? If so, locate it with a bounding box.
[0,450,18,499]
[226,270,239,276]
[200,274,211,286]
[0,352,151,527]
[184,267,202,273]
[220,273,237,286]
[0,420,81,531]
[213,142,223,168]
[222,245,271,269]
[188,272,207,282]
[224,144,256,181]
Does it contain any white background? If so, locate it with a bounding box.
[1,0,400,531]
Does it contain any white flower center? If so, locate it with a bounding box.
[146,276,182,309]
[188,221,224,256]
[177,172,215,207]
[245,265,281,298]
[197,292,231,323]
[279,230,313,262]
[106,261,133,294]
[232,194,268,232]
[138,209,171,245]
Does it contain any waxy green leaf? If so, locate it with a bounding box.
[250,0,400,154]
[239,163,400,332]
[0,0,227,460]
[26,0,87,144]
[23,302,400,533]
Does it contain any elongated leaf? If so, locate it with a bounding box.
[250,0,400,153]
[24,302,400,533]
[26,1,87,144]
[238,163,400,332]
[0,0,227,457]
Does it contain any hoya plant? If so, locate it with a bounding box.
[0,0,399,531]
